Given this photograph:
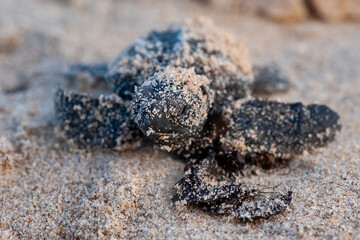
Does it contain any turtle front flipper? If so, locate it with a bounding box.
[199,191,292,222]
[172,153,258,204]
[221,98,341,167]
[172,152,292,221]
[55,89,142,150]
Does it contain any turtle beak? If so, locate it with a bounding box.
[137,102,188,136]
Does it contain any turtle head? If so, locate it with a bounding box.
[133,67,213,152]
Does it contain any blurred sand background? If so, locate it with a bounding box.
[0,0,359,239]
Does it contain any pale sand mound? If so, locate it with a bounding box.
[0,0,359,239]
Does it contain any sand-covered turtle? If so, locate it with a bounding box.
[55,18,340,222]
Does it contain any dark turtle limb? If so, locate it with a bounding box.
[55,89,142,150]
[199,191,292,222]
[67,62,109,82]
[251,63,291,95]
[222,98,341,162]
[172,154,259,204]
[65,62,110,90]
[172,153,292,221]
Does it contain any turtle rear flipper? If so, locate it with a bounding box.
[222,98,341,161]
[55,89,142,150]
[65,63,110,90]
[251,63,291,95]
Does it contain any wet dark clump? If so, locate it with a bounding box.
[54,18,341,222]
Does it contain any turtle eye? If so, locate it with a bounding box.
[180,105,188,115]
[200,85,208,96]
[169,102,186,117]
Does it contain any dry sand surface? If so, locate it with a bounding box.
[0,0,359,239]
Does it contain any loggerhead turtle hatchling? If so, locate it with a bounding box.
[55,18,341,222]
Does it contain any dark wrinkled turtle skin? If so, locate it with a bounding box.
[55,18,341,222]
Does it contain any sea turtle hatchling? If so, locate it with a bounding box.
[55,18,341,222]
